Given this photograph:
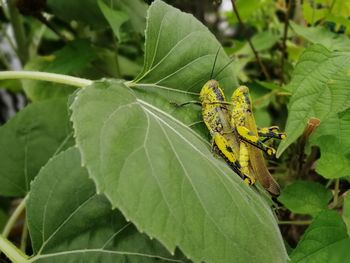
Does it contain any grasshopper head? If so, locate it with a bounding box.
[199,80,226,103]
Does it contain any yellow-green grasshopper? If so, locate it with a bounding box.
[230,86,286,196]
[199,79,255,185]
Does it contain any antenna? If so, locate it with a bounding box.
[210,46,221,79]
[213,56,234,79]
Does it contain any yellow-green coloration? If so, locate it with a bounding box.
[198,80,286,193]
[199,80,255,185]
[231,86,286,196]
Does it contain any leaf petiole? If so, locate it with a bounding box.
[0,234,29,263]
[0,71,92,88]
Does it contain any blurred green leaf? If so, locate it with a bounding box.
[331,1,350,21]
[291,210,350,263]
[0,98,73,196]
[47,0,107,29]
[310,109,350,178]
[251,31,280,52]
[0,79,22,92]
[28,147,185,262]
[314,137,350,178]
[94,48,142,78]
[23,40,96,101]
[71,80,287,263]
[46,40,97,73]
[227,0,272,24]
[98,0,129,41]
[115,0,148,36]
[302,1,327,25]
[48,0,147,34]
[278,181,332,215]
[23,56,76,101]
[277,44,350,156]
[133,0,238,97]
[343,191,350,236]
[290,21,350,51]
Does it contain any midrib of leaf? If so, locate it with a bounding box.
[155,116,234,242]
[155,53,213,85]
[136,99,209,148]
[133,103,253,257]
[129,83,199,95]
[138,98,251,202]
[100,223,132,249]
[96,95,255,251]
[52,132,74,156]
[38,194,96,255]
[29,249,185,263]
[139,100,253,217]
[135,30,210,85]
[40,176,60,251]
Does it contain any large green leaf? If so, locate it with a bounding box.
[47,0,107,29]
[277,44,350,157]
[28,147,184,262]
[310,109,350,178]
[98,0,129,41]
[132,0,237,97]
[290,210,350,263]
[277,181,332,215]
[0,98,73,196]
[47,0,147,33]
[290,21,350,51]
[71,81,287,263]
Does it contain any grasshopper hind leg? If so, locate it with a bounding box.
[212,133,255,185]
[237,126,277,156]
[239,142,256,185]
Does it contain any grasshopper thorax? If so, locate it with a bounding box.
[231,85,251,111]
[199,79,226,104]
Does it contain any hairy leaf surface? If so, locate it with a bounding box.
[28,147,184,262]
[291,210,350,263]
[71,81,287,263]
[277,45,350,157]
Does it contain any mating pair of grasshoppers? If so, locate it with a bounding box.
[199,79,285,196]
[177,48,286,195]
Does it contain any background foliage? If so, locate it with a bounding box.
[0,0,350,262]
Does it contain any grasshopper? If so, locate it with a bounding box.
[230,86,286,196]
[199,79,255,185]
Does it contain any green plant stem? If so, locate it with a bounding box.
[8,0,29,65]
[278,220,312,225]
[280,0,292,84]
[0,235,28,263]
[230,0,270,80]
[0,71,92,87]
[20,219,28,252]
[2,195,28,238]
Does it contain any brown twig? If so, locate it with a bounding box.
[296,118,320,177]
[280,0,292,84]
[230,0,270,80]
